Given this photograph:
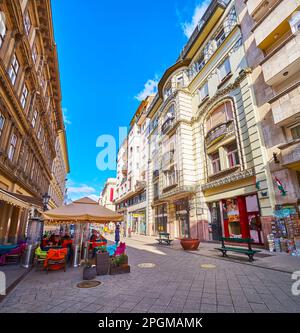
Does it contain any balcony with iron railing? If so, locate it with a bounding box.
[187,5,238,82]
[135,180,146,192]
[205,120,235,147]
[158,170,197,200]
[161,116,176,135]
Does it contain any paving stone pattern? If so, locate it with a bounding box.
[0,240,300,313]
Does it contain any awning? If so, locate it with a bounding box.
[0,189,43,209]
[43,197,123,224]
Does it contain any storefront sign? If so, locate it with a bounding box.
[132,213,145,218]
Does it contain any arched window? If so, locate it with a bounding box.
[205,101,233,135]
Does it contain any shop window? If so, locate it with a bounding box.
[8,54,20,85]
[199,81,209,103]
[0,112,5,137]
[8,133,18,161]
[223,199,241,238]
[0,12,6,48]
[210,151,221,174]
[20,84,28,109]
[218,58,231,82]
[24,11,31,35]
[291,124,300,140]
[226,141,239,168]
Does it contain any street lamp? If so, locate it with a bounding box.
[42,193,50,211]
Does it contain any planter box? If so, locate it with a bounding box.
[109,264,130,275]
[83,266,97,280]
[96,252,110,275]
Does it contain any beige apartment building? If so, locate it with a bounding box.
[99,178,116,211]
[0,0,69,244]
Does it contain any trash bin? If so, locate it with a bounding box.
[21,243,37,268]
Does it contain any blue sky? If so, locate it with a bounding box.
[51,0,209,201]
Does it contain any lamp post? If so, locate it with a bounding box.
[42,192,50,212]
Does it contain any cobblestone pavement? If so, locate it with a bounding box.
[0,239,300,313]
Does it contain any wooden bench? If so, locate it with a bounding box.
[215,237,261,262]
[156,232,173,245]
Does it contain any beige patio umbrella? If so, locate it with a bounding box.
[43,197,123,223]
[42,197,123,267]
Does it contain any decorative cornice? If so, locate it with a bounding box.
[201,168,255,191]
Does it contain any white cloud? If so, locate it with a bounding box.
[135,78,158,101]
[181,1,210,38]
[63,107,72,126]
[88,194,100,202]
[68,185,96,195]
[65,180,100,201]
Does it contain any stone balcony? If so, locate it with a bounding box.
[279,139,300,170]
[261,33,300,86]
[252,0,300,49]
[269,81,300,125]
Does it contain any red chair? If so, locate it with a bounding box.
[44,248,67,273]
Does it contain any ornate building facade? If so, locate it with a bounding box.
[0,0,69,244]
[145,0,273,245]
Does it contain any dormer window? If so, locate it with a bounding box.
[164,82,172,99]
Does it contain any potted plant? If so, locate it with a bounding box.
[109,254,130,275]
[178,212,200,251]
[96,245,110,275]
[82,259,97,280]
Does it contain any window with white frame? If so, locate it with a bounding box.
[226,141,240,168]
[32,44,38,63]
[218,57,231,82]
[0,112,5,137]
[8,54,20,85]
[8,133,17,161]
[20,84,28,109]
[31,110,38,128]
[0,12,6,48]
[24,11,31,35]
[210,151,221,174]
[199,81,209,102]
